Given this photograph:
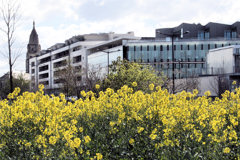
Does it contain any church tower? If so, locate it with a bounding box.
[26,21,41,73]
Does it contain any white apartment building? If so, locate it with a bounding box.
[26,22,137,94]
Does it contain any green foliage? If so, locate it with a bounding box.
[101,57,167,92]
[0,74,29,99]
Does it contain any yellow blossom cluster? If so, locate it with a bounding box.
[0,84,240,159]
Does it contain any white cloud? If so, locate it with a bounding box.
[1,0,240,76]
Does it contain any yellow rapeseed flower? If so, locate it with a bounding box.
[149,83,154,91]
[73,138,81,148]
[49,136,57,145]
[96,153,103,160]
[223,147,231,154]
[79,127,84,132]
[129,138,135,145]
[84,135,91,144]
[95,84,100,89]
[132,82,137,87]
[137,127,144,133]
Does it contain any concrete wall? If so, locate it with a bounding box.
[207,46,234,74]
[197,76,219,97]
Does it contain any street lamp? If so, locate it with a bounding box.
[156,29,189,94]
[100,49,121,75]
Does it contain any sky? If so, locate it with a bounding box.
[0,0,240,76]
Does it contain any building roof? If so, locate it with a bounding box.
[28,21,39,45]
[156,21,240,39]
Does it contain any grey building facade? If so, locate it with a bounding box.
[123,22,240,79]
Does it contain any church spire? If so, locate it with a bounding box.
[33,20,35,29]
[28,21,39,45]
[26,21,41,73]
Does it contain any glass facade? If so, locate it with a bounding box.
[125,40,240,79]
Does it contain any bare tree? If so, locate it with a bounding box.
[85,64,103,91]
[173,76,199,93]
[166,69,199,93]
[209,75,229,97]
[54,60,83,98]
[0,0,21,93]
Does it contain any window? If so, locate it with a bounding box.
[31,62,35,67]
[39,73,49,79]
[167,45,169,50]
[72,46,82,52]
[187,45,190,50]
[126,46,129,51]
[73,55,82,63]
[205,32,210,39]
[53,50,69,60]
[160,45,163,51]
[154,45,156,51]
[174,45,176,51]
[198,31,209,40]
[215,44,217,48]
[198,31,204,40]
[31,69,35,74]
[181,45,183,50]
[75,65,82,71]
[54,70,63,77]
[53,60,67,68]
[39,56,51,64]
[39,65,49,72]
[232,31,237,38]
[224,30,231,40]
[201,44,203,50]
[77,76,82,81]
[208,44,210,50]
[194,44,196,50]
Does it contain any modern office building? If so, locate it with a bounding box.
[123,22,240,79]
[87,35,140,78]
[27,21,240,95]
[26,22,137,93]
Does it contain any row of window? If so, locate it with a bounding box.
[224,31,237,40]
[53,76,82,84]
[31,59,81,74]
[152,67,204,79]
[127,43,235,52]
[38,76,83,85]
[133,58,205,63]
[198,31,238,40]
[34,54,82,66]
[150,63,205,69]
[197,31,209,40]
[128,51,206,63]
[53,65,82,77]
